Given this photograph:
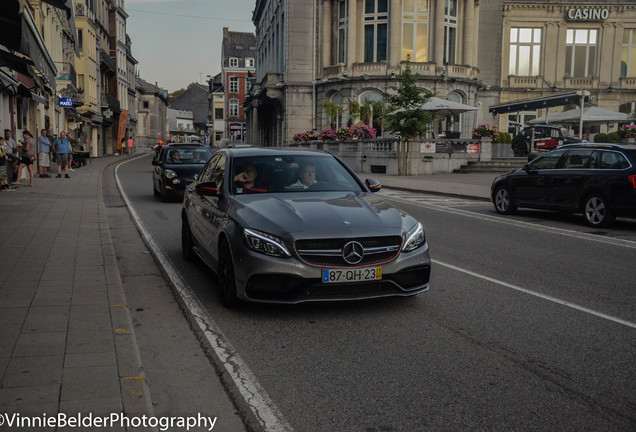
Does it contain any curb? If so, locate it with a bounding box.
[97,157,158,429]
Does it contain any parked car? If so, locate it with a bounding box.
[511,125,584,157]
[181,147,431,306]
[152,144,213,201]
[491,143,636,227]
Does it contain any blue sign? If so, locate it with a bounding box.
[59,97,73,107]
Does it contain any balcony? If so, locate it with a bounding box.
[401,62,436,77]
[352,62,388,76]
[101,93,120,110]
[56,63,77,87]
[75,3,95,20]
[100,50,116,73]
[508,76,541,89]
[323,64,345,78]
[564,76,598,89]
[619,76,636,90]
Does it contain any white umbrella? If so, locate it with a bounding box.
[389,97,478,116]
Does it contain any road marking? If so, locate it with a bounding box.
[382,192,636,250]
[433,259,636,329]
[115,157,294,432]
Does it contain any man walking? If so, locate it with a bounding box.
[126,137,133,155]
[38,129,51,178]
[53,130,71,178]
[4,129,18,182]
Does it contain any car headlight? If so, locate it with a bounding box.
[402,222,426,252]
[165,169,177,179]
[244,228,291,258]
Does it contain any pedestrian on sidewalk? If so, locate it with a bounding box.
[4,129,19,182]
[126,137,133,155]
[0,137,14,191]
[38,129,51,178]
[12,130,35,187]
[120,137,126,156]
[53,130,71,178]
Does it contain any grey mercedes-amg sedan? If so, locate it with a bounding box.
[181,147,431,306]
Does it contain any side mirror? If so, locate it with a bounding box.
[365,178,382,193]
[195,181,219,197]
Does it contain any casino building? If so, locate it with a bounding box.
[487,1,636,136]
[248,0,636,146]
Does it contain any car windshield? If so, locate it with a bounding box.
[231,154,363,194]
[167,148,212,164]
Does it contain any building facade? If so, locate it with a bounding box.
[137,78,169,148]
[221,27,256,143]
[249,0,483,146]
[491,1,636,135]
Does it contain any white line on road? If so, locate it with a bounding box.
[433,259,636,329]
[114,156,294,432]
[381,191,636,250]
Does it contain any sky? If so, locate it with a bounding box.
[126,0,256,93]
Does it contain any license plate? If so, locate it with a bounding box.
[321,267,382,283]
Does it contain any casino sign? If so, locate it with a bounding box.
[566,8,610,21]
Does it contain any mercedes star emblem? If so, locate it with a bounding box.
[342,241,364,265]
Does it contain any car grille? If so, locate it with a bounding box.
[295,236,401,267]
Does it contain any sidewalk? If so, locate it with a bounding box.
[0,156,243,432]
[0,155,494,431]
[356,171,496,200]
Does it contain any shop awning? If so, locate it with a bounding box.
[0,1,58,89]
[489,91,591,115]
[0,69,20,93]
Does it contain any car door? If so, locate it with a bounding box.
[510,150,566,207]
[191,153,227,266]
[187,154,221,260]
[547,149,595,210]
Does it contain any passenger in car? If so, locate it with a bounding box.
[234,163,267,193]
[290,163,316,189]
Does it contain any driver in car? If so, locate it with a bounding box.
[170,151,181,163]
[290,163,316,189]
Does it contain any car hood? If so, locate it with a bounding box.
[232,191,413,238]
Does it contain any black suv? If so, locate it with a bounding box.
[491,144,636,227]
[511,125,583,157]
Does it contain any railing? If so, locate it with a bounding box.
[508,76,540,89]
[404,62,435,76]
[619,77,636,89]
[352,62,388,76]
[564,77,598,88]
[101,93,120,110]
[323,64,344,78]
[56,63,77,87]
[100,50,117,73]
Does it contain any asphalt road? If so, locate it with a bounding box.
[113,153,636,432]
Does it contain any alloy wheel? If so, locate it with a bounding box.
[494,186,517,215]
[583,195,614,227]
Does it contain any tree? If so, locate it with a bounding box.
[322,100,344,129]
[383,57,432,175]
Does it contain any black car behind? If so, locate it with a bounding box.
[491,143,636,227]
[152,144,213,201]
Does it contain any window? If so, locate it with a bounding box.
[78,29,83,53]
[565,29,597,77]
[246,58,254,68]
[530,150,565,170]
[215,132,223,142]
[402,0,428,62]
[143,101,149,109]
[337,0,348,64]
[509,28,541,76]
[229,57,239,67]
[77,74,84,91]
[246,79,252,93]
[229,76,239,93]
[443,0,457,64]
[600,151,630,169]
[229,99,239,117]
[215,108,224,119]
[622,29,636,77]
[363,0,388,63]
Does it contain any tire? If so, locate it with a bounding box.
[181,215,196,261]
[511,140,529,157]
[153,180,160,197]
[582,194,615,228]
[218,240,239,308]
[493,185,518,215]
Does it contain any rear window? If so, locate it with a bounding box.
[599,150,630,169]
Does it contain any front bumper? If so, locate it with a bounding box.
[231,242,431,304]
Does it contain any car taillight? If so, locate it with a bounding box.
[629,175,636,190]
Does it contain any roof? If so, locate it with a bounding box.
[489,91,592,115]
[222,27,257,66]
